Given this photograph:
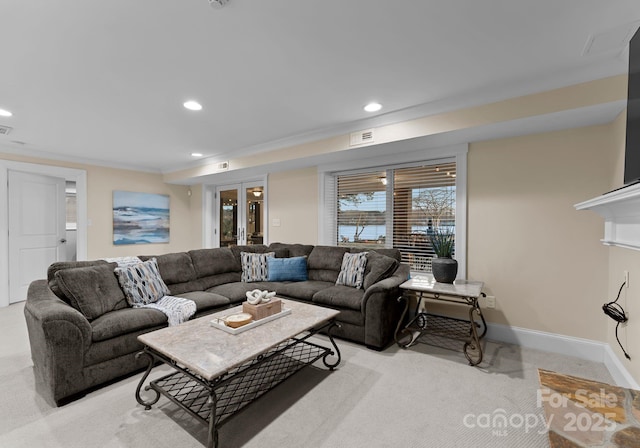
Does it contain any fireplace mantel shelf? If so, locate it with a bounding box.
[575,182,640,251]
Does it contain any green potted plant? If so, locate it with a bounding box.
[430,228,458,283]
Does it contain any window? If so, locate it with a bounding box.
[337,170,387,247]
[392,162,456,272]
[327,156,463,275]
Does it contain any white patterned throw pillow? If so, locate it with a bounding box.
[241,252,275,282]
[114,258,170,306]
[336,251,368,289]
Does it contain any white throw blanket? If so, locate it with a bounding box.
[101,256,143,267]
[140,295,196,326]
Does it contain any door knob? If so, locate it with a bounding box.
[59,238,67,244]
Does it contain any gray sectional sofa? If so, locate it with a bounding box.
[24,243,409,406]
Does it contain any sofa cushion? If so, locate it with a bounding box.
[188,248,240,277]
[165,279,204,296]
[47,260,109,303]
[199,272,242,290]
[336,252,368,289]
[115,258,169,306]
[240,251,275,282]
[351,247,402,263]
[307,246,349,283]
[139,252,197,285]
[177,291,231,312]
[312,285,365,311]
[90,307,167,342]
[268,242,314,258]
[54,262,128,320]
[363,251,399,290]
[276,281,334,301]
[230,244,268,263]
[267,256,308,282]
[207,282,286,303]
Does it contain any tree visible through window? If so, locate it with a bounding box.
[335,162,457,272]
[393,163,456,272]
[337,171,386,248]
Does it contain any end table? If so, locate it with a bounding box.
[395,276,486,366]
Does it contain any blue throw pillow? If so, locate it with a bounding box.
[267,256,308,282]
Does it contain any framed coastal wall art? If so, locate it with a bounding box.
[113,191,170,245]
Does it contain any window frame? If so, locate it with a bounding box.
[318,144,467,278]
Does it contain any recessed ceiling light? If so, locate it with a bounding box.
[0,108,13,117]
[183,100,203,111]
[364,102,382,113]
[191,152,203,157]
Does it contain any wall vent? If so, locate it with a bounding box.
[350,128,375,146]
[209,0,229,8]
[0,125,13,136]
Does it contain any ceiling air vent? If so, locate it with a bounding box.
[217,161,229,171]
[209,0,229,8]
[350,128,375,147]
[583,21,640,56]
[0,125,13,136]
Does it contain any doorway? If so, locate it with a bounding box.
[215,181,266,247]
[8,171,67,303]
[0,160,87,307]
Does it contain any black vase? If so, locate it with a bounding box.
[432,257,458,283]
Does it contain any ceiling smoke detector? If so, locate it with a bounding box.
[209,0,229,8]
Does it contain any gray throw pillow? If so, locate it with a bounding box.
[363,251,399,290]
[54,262,127,320]
[47,260,109,303]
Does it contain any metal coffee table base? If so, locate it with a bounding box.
[135,322,341,448]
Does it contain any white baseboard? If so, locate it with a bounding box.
[486,322,640,390]
[603,344,640,390]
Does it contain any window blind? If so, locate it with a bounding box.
[336,170,387,248]
[392,162,456,272]
[333,161,456,272]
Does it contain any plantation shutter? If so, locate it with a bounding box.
[392,162,456,272]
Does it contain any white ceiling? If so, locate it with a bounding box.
[1,0,639,174]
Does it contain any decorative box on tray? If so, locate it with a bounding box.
[243,298,282,320]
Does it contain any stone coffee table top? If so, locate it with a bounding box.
[538,369,640,447]
[138,299,339,381]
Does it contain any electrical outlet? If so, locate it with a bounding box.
[485,295,496,309]
[624,270,629,288]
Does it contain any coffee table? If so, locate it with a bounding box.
[134,299,341,448]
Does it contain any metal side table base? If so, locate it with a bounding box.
[394,277,486,366]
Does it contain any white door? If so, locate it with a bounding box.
[215,182,265,247]
[8,171,67,303]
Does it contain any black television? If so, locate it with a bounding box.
[624,26,640,186]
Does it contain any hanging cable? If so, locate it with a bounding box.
[602,281,631,360]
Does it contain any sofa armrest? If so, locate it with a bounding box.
[361,264,410,349]
[24,279,92,405]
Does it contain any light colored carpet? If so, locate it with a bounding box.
[0,302,614,448]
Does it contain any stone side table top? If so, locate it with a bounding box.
[138,300,339,381]
[400,276,484,299]
[538,369,640,447]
